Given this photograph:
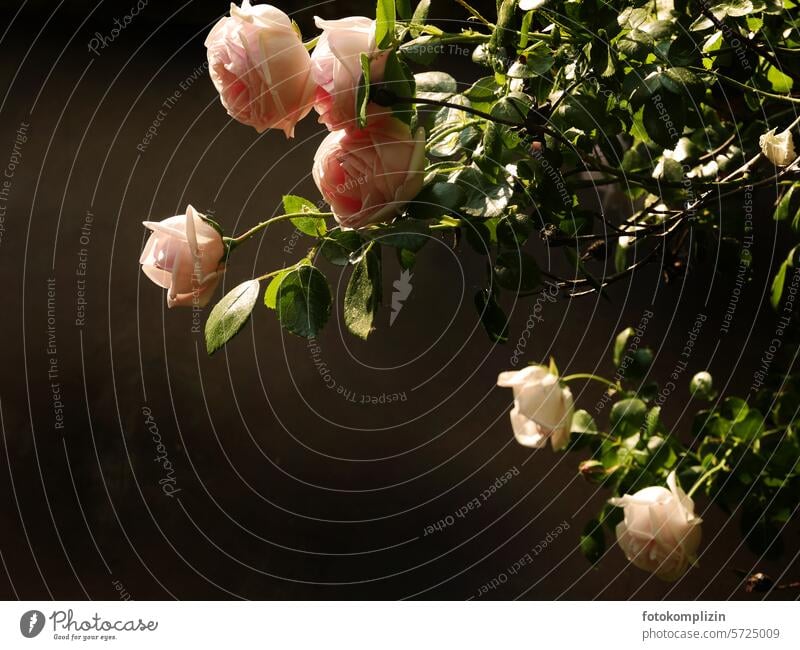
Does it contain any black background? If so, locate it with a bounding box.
[0,0,797,600]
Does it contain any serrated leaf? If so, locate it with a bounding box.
[320,230,364,266]
[463,76,497,112]
[282,195,326,236]
[276,266,331,338]
[407,182,465,219]
[344,247,382,339]
[205,280,260,355]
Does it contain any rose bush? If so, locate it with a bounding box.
[141,0,800,589]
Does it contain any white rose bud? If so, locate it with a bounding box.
[610,471,702,581]
[759,128,796,167]
[496,365,574,450]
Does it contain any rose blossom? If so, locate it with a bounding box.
[496,365,574,450]
[310,16,389,131]
[312,116,426,228]
[759,127,796,166]
[140,205,225,308]
[205,1,315,137]
[610,471,702,581]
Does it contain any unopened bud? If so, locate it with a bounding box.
[579,460,608,484]
[690,371,715,400]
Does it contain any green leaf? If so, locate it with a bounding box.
[320,230,364,266]
[282,195,326,237]
[642,92,685,147]
[397,247,416,269]
[407,182,465,219]
[774,185,796,222]
[463,76,497,112]
[264,269,291,310]
[771,259,789,310]
[370,219,429,251]
[767,64,793,93]
[414,71,457,100]
[428,96,481,157]
[276,266,331,338]
[409,0,430,37]
[205,279,260,355]
[453,167,513,218]
[396,0,412,20]
[474,289,509,343]
[580,519,605,563]
[617,29,654,61]
[571,410,599,435]
[613,327,634,366]
[493,250,541,293]
[610,398,648,438]
[344,247,382,339]
[376,0,396,49]
[771,245,798,309]
[356,53,371,129]
[382,50,415,124]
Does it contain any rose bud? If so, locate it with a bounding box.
[496,365,574,451]
[139,205,225,308]
[205,1,315,137]
[312,116,426,229]
[310,16,389,131]
[759,127,796,166]
[579,460,609,484]
[609,471,702,581]
[690,371,715,400]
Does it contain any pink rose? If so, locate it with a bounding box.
[205,1,315,137]
[140,205,225,308]
[312,116,427,229]
[310,16,389,131]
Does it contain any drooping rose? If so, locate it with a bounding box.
[496,365,574,450]
[205,1,315,137]
[759,127,796,166]
[310,16,389,131]
[312,116,426,229]
[610,471,702,581]
[140,205,225,308]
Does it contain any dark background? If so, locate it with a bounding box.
[0,0,797,600]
